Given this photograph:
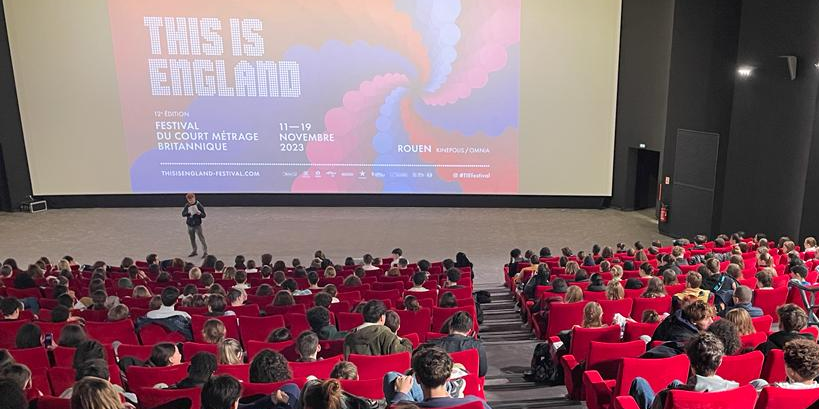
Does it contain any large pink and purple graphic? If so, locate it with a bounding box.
[108,0,520,194]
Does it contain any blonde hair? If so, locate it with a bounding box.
[324,266,336,278]
[564,261,580,276]
[132,285,152,298]
[57,259,71,272]
[202,319,227,344]
[582,302,603,328]
[605,280,624,300]
[610,265,623,281]
[188,267,202,280]
[565,286,583,303]
[70,377,123,409]
[217,338,244,365]
[724,308,755,336]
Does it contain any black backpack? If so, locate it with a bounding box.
[528,342,563,385]
[711,275,736,313]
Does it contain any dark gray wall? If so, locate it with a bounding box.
[611,0,675,209]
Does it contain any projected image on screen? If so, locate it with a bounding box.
[107,0,520,194]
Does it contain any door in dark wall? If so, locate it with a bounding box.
[661,129,719,238]
[633,148,660,210]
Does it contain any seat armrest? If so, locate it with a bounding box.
[614,395,641,409]
[583,370,614,409]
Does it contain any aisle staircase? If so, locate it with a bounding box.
[476,284,584,409]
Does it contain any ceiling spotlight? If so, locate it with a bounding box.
[737,66,753,77]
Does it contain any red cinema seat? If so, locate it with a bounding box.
[622,321,660,342]
[10,347,50,369]
[544,302,587,339]
[0,320,29,349]
[754,385,819,409]
[137,387,200,409]
[37,397,71,409]
[432,306,478,335]
[116,344,153,361]
[421,399,485,409]
[438,287,473,301]
[85,320,139,345]
[664,384,757,409]
[238,315,286,343]
[48,365,123,396]
[584,354,690,409]
[760,349,787,383]
[336,312,364,332]
[557,326,622,401]
[289,354,343,379]
[396,309,432,341]
[753,288,788,322]
[227,304,260,317]
[751,315,774,334]
[73,309,108,322]
[245,340,297,361]
[583,340,647,385]
[584,291,608,302]
[127,364,189,390]
[318,339,345,359]
[599,299,633,324]
[214,364,250,382]
[241,378,308,399]
[716,351,764,385]
[138,323,188,345]
[328,301,352,314]
[348,352,411,380]
[336,291,362,304]
[191,315,240,343]
[338,379,383,399]
[36,322,68,339]
[740,332,768,350]
[6,287,42,299]
[264,304,306,316]
[630,297,671,321]
[449,348,480,377]
[181,342,218,360]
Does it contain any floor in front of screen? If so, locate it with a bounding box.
[0,206,666,408]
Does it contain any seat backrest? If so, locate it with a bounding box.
[214,364,250,382]
[238,315,286,343]
[348,352,411,380]
[754,385,819,409]
[191,315,240,343]
[0,320,29,349]
[37,397,71,409]
[338,379,384,399]
[449,348,480,375]
[137,387,200,409]
[599,298,634,324]
[181,342,218,360]
[289,355,343,379]
[227,304,260,317]
[117,344,153,361]
[740,332,768,350]
[85,320,139,344]
[439,287,473,300]
[623,321,660,341]
[760,349,787,383]
[716,351,764,385]
[586,340,647,381]
[569,326,622,362]
[10,347,50,369]
[752,288,789,322]
[245,340,297,361]
[616,354,690,396]
[336,312,364,332]
[396,309,432,339]
[751,315,774,333]
[241,378,308,398]
[630,296,671,320]
[545,302,588,337]
[127,364,190,390]
[664,384,757,409]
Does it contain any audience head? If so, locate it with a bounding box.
[778,303,808,332]
[706,319,741,355]
[296,331,320,360]
[202,318,227,344]
[15,323,42,349]
[411,346,452,392]
[73,359,109,382]
[403,295,421,312]
[58,324,87,348]
[249,350,292,383]
[683,300,714,331]
[266,328,291,343]
[329,361,358,380]
[160,287,180,307]
[273,290,295,306]
[438,292,457,308]
[724,308,755,336]
[582,302,603,328]
[201,375,241,409]
[783,339,819,383]
[641,309,660,323]
[447,311,473,335]
[0,363,31,390]
[51,305,72,323]
[686,332,724,376]
[0,297,21,319]
[624,278,643,290]
[605,280,624,301]
[313,292,332,309]
[73,340,105,371]
[550,278,568,293]
[149,342,182,367]
[70,377,122,409]
[384,310,400,333]
[361,300,387,324]
[217,338,244,365]
[188,352,218,382]
[661,270,678,285]
[564,285,583,303]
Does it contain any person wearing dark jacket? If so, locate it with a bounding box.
[523,265,550,300]
[756,304,815,356]
[307,306,347,340]
[718,286,763,318]
[428,312,487,377]
[343,300,412,357]
[170,352,217,389]
[645,300,714,358]
[183,192,208,258]
[586,274,606,292]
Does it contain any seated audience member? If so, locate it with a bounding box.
[343,300,412,357]
[342,275,362,288]
[630,333,766,409]
[169,352,218,389]
[719,285,762,317]
[789,264,811,286]
[404,296,421,312]
[672,272,709,310]
[60,359,134,402]
[313,292,333,309]
[640,263,656,278]
[249,350,292,383]
[324,266,337,278]
[282,279,299,294]
[202,374,298,409]
[523,265,551,300]
[207,294,235,317]
[146,287,190,319]
[307,306,346,340]
[606,280,625,301]
[624,278,643,290]
[145,343,183,367]
[428,312,487,377]
[256,284,274,297]
[706,319,741,356]
[407,272,430,293]
[642,277,666,299]
[302,377,381,409]
[70,377,128,409]
[90,290,108,311]
[586,274,605,292]
[648,300,714,356]
[662,270,679,286]
[272,291,296,306]
[641,309,661,323]
[107,304,129,322]
[564,285,584,303]
[15,323,42,349]
[73,340,106,371]
[322,285,340,304]
[388,347,491,408]
[757,303,814,356]
[362,254,379,271]
[1,362,42,400]
[58,324,88,348]
[136,287,193,341]
[724,308,756,336]
[232,271,250,291]
[132,285,152,298]
[202,318,227,344]
[776,339,819,389]
[573,269,589,283]
[217,338,244,365]
[227,289,247,308]
[442,268,464,289]
[329,361,359,380]
[438,292,457,308]
[266,328,292,343]
[296,331,321,362]
[304,271,322,291]
[755,268,774,289]
[1,297,21,320]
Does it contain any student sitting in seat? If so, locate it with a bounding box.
[776,339,819,389]
[202,374,299,409]
[296,331,321,363]
[307,306,346,341]
[756,304,814,356]
[343,300,412,357]
[329,361,358,380]
[428,312,487,377]
[169,352,217,389]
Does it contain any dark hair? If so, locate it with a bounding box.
[417,259,431,272]
[255,284,274,297]
[448,311,473,334]
[15,323,41,349]
[0,298,20,317]
[307,271,319,286]
[403,295,420,312]
[0,379,26,409]
[0,349,14,369]
[706,319,740,355]
[783,338,819,381]
[412,347,452,389]
[445,268,461,284]
[329,361,358,380]
[149,343,177,367]
[208,294,227,314]
[778,303,808,332]
[282,279,298,293]
[50,305,71,323]
[234,271,247,285]
[313,292,332,309]
[58,324,87,348]
[202,375,242,409]
[73,340,106,370]
[249,349,292,383]
[296,331,320,359]
[188,352,218,381]
[0,363,31,389]
[307,307,331,332]
[74,358,109,381]
[412,272,427,287]
[384,310,400,333]
[266,328,291,343]
[686,333,724,376]
[361,300,387,323]
[624,278,643,290]
[160,287,180,307]
[438,292,457,308]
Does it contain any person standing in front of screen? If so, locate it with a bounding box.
[183,192,208,258]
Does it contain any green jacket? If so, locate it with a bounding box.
[343,323,413,357]
[317,324,347,340]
